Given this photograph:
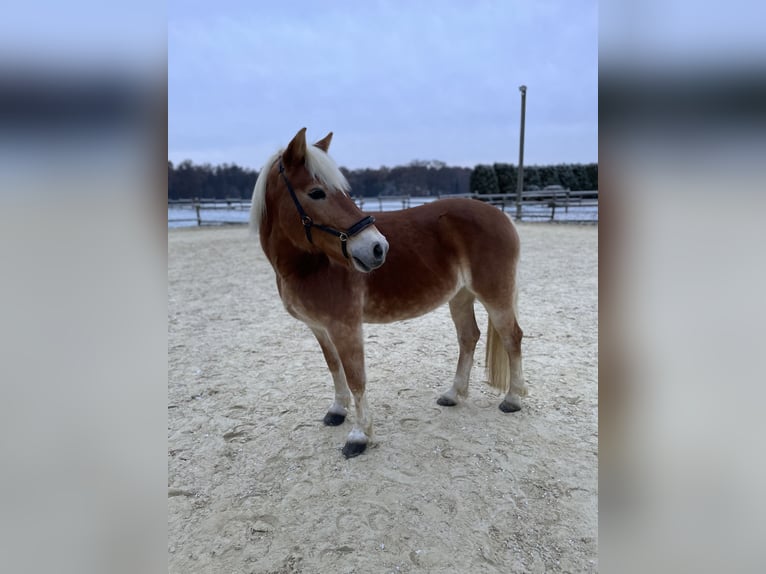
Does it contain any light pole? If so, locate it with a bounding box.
[516,85,527,221]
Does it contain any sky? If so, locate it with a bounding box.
[168,1,598,170]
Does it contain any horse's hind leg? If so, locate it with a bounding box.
[312,328,351,426]
[437,289,480,407]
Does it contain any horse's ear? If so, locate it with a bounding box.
[313,132,333,152]
[283,127,308,168]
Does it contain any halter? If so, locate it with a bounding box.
[278,159,375,259]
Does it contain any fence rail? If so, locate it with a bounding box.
[168,190,598,227]
[168,198,251,226]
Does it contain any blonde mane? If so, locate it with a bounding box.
[249,144,350,233]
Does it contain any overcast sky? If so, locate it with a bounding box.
[169,1,598,170]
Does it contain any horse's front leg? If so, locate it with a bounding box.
[311,328,351,426]
[327,324,371,458]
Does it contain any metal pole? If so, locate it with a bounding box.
[515,85,527,221]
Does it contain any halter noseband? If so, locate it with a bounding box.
[278,159,375,259]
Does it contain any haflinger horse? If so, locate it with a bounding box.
[250,128,526,458]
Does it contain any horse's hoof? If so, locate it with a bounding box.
[436,396,458,407]
[323,412,346,426]
[499,400,522,413]
[342,441,367,458]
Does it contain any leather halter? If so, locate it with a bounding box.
[278,159,375,259]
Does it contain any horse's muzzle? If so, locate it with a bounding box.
[349,229,388,273]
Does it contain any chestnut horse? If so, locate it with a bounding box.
[250,128,526,458]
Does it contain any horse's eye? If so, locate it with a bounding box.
[308,188,326,200]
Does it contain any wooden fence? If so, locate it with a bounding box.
[168,190,598,227]
[168,198,251,226]
[474,190,598,221]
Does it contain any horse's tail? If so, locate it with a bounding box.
[485,316,511,394]
[485,282,525,395]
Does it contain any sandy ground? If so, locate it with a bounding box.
[168,222,598,573]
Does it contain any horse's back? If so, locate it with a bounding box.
[413,198,520,300]
[362,199,520,321]
[375,197,519,269]
[373,197,516,238]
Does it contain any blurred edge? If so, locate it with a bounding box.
[600,63,766,573]
[0,6,167,574]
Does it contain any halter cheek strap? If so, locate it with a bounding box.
[278,159,375,259]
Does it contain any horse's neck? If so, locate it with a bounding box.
[261,224,333,281]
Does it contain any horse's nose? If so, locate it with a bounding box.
[372,240,389,265]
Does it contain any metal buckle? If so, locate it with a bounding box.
[301,215,313,227]
[339,232,348,242]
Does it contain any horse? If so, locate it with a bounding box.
[250,128,526,458]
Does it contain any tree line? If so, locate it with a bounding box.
[470,163,598,196]
[168,159,597,201]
